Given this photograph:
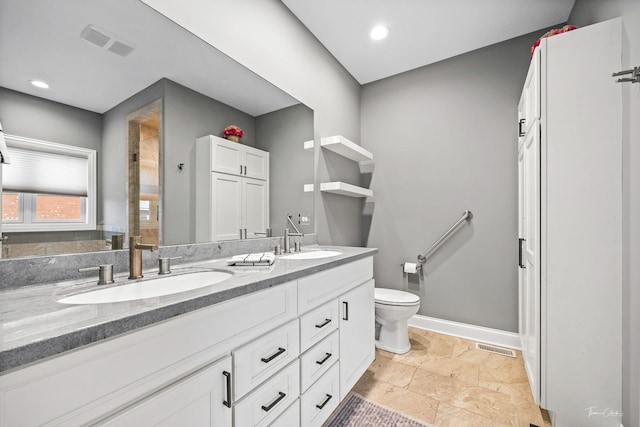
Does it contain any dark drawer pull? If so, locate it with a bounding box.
[261,391,286,412]
[316,352,332,365]
[222,371,231,408]
[316,394,333,410]
[261,347,286,363]
[343,301,349,321]
[315,318,332,329]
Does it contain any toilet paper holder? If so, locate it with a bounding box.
[401,262,423,276]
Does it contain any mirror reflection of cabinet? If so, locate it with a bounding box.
[195,135,269,242]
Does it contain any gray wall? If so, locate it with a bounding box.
[569,1,640,426]
[0,87,103,224]
[163,80,256,244]
[102,79,257,245]
[102,80,166,234]
[256,104,314,237]
[140,0,363,247]
[360,31,543,332]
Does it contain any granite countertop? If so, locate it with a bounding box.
[0,245,377,373]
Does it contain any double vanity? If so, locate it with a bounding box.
[0,245,377,426]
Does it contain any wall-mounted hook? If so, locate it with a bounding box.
[177,162,185,173]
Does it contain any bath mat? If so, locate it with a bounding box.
[323,391,436,427]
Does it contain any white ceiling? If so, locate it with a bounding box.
[0,0,299,115]
[281,0,576,84]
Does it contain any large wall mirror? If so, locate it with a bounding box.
[0,0,314,259]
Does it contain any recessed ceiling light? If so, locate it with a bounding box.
[30,80,50,89]
[370,25,389,41]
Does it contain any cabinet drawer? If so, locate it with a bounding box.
[233,319,300,399]
[234,360,300,427]
[298,257,373,313]
[299,299,339,352]
[269,399,300,427]
[300,362,340,427]
[300,330,339,393]
[101,356,232,426]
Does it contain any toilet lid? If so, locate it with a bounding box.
[375,288,420,306]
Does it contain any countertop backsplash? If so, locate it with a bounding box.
[0,234,318,290]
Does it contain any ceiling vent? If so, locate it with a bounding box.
[80,24,135,57]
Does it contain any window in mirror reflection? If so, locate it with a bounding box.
[139,200,151,221]
[2,193,21,222]
[2,135,97,232]
[2,193,86,225]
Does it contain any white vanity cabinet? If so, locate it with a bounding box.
[101,356,233,427]
[195,135,269,241]
[0,281,297,427]
[517,19,622,426]
[298,257,375,412]
[338,280,375,399]
[0,255,375,427]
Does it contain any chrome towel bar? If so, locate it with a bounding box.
[417,210,473,263]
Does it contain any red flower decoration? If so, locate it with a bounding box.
[223,125,244,137]
[531,25,578,58]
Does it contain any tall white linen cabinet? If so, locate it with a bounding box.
[518,19,622,427]
[195,135,269,242]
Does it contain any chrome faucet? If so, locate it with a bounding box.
[284,215,304,253]
[129,236,158,279]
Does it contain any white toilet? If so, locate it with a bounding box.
[374,288,421,354]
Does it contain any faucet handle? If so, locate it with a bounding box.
[158,256,182,275]
[78,264,114,285]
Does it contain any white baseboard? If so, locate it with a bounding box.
[408,314,521,350]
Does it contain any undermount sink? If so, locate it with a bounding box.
[280,250,342,260]
[58,270,232,305]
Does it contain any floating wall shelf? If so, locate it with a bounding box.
[358,160,375,174]
[320,182,373,198]
[305,136,375,199]
[303,140,314,151]
[320,135,373,163]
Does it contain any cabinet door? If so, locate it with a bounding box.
[211,136,243,176]
[339,279,375,399]
[522,49,540,134]
[243,177,269,239]
[521,120,541,404]
[243,146,269,181]
[211,172,243,241]
[102,356,232,427]
[517,89,526,150]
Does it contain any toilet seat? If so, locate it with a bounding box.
[375,288,420,306]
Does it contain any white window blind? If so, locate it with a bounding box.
[3,135,96,197]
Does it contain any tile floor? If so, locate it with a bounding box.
[352,328,552,427]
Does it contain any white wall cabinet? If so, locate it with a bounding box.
[196,135,269,241]
[517,19,622,427]
[0,257,374,427]
[203,135,269,180]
